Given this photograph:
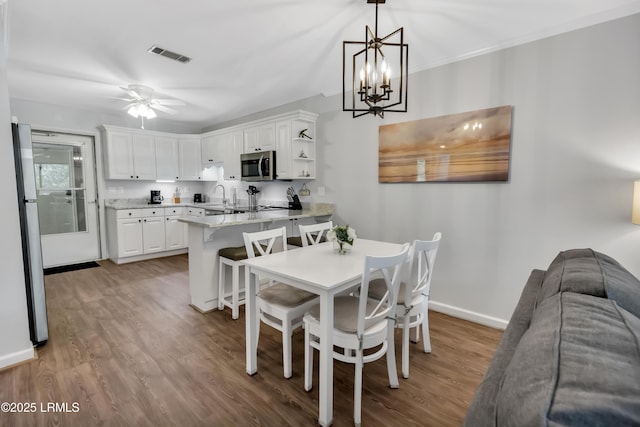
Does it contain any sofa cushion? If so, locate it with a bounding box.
[537,248,640,318]
[495,292,640,426]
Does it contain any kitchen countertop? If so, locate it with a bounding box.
[178,204,334,229]
[104,198,334,229]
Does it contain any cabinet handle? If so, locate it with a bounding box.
[136,175,139,179]
[143,219,147,222]
[130,175,134,178]
[128,212,132,216]
[138,219,141,222]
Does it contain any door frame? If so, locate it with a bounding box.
[30,124,106,263]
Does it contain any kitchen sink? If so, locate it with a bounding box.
[204,207,246,216]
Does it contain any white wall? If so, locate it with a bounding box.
[0,4,35,368]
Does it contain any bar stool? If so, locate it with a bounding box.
[218,245,249,320]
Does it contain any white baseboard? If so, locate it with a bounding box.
[430,300,508,330]
[0,347,35,370]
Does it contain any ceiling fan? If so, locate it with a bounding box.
[117,84,185,128]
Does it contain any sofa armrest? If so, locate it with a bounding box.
[464,269,546,427]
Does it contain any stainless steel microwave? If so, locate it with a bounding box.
[241,150,276,181]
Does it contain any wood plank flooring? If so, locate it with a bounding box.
[0,255,502,426]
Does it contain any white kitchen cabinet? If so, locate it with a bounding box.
[178,138,203,180]
[104,131,135,180]
[113,209,143,258]
[273,113,317,180]
[155,136,180,181]
[221,130,243,180]
[186,207,205,217]
[107,207,188,264]
[165,207,187,250]
[290,117,316,179]
[201,134,222,165]
[141,208,166,253]
[103,128,157,180]
[244,122,276,153]
[131,134,157,180]
[275,120,292,179]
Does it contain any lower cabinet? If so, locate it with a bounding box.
[107,207,187,264]
[165,207,188,250]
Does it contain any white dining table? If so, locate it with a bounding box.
[242,238,405,426]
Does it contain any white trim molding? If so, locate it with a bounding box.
[430,300,508,331]
[0,346,34,370]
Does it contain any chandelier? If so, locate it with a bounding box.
[343,0,408,118]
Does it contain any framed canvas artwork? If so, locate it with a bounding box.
[379,105,513,182]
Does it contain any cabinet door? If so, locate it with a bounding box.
[221,131,243,180]
[165,216,186,249]
[201,135,222,164]
[105,131,134,179]
[275,120,292,179]
[117,217,143,257]
[258,122,276,151]
[155,136,179,180]
[178,138,202,180]
[142,216,166,253]
[131,134,156,180]
[244,123,275,152]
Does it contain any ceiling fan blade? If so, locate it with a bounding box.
[152,104,178,114]
[120,86,144,100]
[154,98,185,106]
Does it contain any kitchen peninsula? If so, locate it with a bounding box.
[179,203,334,312]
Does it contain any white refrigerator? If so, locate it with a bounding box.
[12,121,48,346]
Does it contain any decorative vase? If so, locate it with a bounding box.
[333,239,352,255]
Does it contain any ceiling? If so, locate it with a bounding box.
[5,0,640,128]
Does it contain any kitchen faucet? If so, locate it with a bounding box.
[214,184,227,205]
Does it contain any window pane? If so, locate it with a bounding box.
[33,143,87,236]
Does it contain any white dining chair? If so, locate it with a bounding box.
[298,221,333,246]
[243,226,319,379]
[368,232,441,379]
[303,243,411,427]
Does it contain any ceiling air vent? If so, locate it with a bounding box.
[147,45,191,64]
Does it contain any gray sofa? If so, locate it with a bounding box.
[464,248,640,426]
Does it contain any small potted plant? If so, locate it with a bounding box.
[327,225,357,254]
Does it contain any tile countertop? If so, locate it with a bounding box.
[177,203,334,229]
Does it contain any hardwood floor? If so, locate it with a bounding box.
[0,255,502,426]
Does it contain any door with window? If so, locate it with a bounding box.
[31,132,100,267]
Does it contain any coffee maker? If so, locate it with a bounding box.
[150,190,163,204]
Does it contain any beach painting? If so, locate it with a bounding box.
[379,106,513,182]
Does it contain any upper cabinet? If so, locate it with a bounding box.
[101,109,317,182]
[178,138,202,181]
[201,134,222,164]
[220,131,243,180]
[104,129,156,180]
[101,126,204,181]
[281,115,316,180]
[244,122,276,153]
[155,136,180,181]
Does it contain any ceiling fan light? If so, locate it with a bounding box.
[146,107,157,119]
[127,105,140,118]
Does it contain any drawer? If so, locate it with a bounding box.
[165,207,184,216]
[142,207,165,217]
[186,207,205,217]
[116,209,142,219]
